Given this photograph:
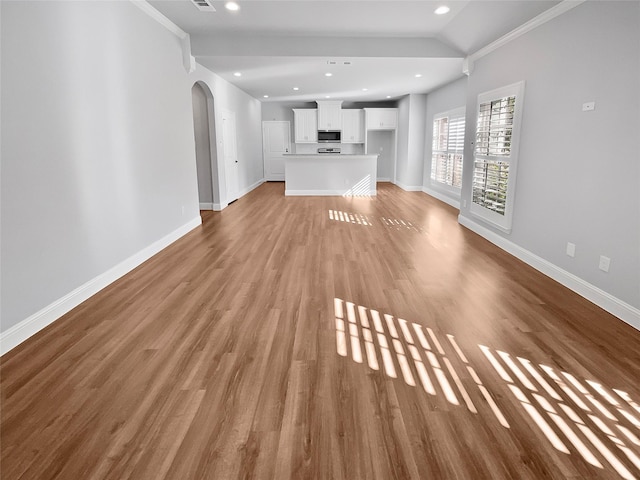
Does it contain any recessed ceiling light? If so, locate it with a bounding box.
[325,95,331,99]
[225,1,240,11]
[415,74,423,78]
[233,72,242,77]
[435,5,450,15]
[293,87,299,91]
[263,95,269,98]
[362,88,368,92]
[386,96,391,99]
[325,72,333,77]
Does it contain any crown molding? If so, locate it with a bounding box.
[464,0,586,75]
[130,0,187,39]
[130,0,195,73]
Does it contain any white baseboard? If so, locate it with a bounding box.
[377,177,391,182]
[458,214,640,331]
[0,217,203,356]
[285,189,377,197]
[422,186,461,210]
[199,202,214,210]
[238,179,264,198]
[222,179,265,209]
[395,181,423,192]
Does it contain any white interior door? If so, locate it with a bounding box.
[262,121,291,181]
[222,110,239,203]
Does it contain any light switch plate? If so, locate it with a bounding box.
[566,242,575,258]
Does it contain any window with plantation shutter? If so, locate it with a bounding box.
[470,82,525,233]
[430,107,465,190]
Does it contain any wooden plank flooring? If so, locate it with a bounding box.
[2,182,640,479]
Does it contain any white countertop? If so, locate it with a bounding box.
[284,153,377,157]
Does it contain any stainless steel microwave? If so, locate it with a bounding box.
[318,131,341,143]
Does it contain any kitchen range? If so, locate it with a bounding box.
[317,147,341,154]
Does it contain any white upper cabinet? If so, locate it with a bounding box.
[293,109,317,143]
[317,101,343,131]
[341,109,365,143]
[365,108,398,130]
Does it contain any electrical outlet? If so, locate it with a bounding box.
[599,255,611,272]
[566,242,576,258]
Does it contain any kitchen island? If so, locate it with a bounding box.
[284,154,378,196]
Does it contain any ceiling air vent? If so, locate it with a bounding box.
[191,0,216,12]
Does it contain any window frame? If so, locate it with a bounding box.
[469,81,525,234]
[430,107,465,195]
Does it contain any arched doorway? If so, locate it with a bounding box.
[191,81,220,210]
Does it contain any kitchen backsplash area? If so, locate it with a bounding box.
[293,143,365,155]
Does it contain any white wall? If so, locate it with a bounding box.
[366,130,395,181]
[396,94,427,189]
[422,76,468,206]
[189,64,264,203]
[407,94,427,188]
[0,1,202,334]
[458,1,640,318]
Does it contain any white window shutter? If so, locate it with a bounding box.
[469,81,525,233]
[431,107,465,191]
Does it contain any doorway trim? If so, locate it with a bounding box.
[192,81,224,211]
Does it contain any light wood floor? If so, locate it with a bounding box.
[2,182,640,480]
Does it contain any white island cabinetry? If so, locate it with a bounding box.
[284,154,378,196]
[341,109,364,143]
[293,109,317,143]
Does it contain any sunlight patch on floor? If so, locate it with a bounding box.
[332,298,507,425]
[328,209,373,226]
[381,217,423,233]
[480,345,640,479]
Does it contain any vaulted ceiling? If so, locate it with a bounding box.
[149,0,561,102]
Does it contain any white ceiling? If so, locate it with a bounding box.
[149,0,561,103]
